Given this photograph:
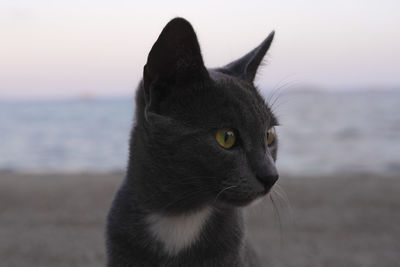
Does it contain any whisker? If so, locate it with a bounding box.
[213,185,238,204]
[273,184,294,228]
[267,78,302,114]
[269,193,284,248]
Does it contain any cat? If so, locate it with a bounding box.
[106,17,279,267]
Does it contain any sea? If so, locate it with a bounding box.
[1,90,399,176]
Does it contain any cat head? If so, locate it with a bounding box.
[135,18,278,211]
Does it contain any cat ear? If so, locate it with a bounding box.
[143,17,208,107]
[222,31,275,82]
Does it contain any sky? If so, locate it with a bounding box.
[1,0,399,99]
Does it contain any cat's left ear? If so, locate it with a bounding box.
[221,31,275,82]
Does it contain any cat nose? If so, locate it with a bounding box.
[255,154,279,189]
[256,169,279,189]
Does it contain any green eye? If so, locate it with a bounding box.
[267,127,276,146]
[216,128,236,149]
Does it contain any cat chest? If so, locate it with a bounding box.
[146,206,213,255]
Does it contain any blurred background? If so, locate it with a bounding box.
[1,1,399,267]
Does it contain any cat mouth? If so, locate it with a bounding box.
[214,174,278,207]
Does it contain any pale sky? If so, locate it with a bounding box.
[1,0,399,99]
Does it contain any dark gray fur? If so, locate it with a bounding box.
[106,18,279,267]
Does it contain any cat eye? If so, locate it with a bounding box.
[216,128,236,149]
[267,127,276,146]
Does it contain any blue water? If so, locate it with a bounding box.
[274,90,400,176]
[1,90,399,176]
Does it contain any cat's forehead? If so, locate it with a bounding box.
[207,70,274,125]
[209,70,263,101]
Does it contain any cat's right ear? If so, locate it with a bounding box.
[143,18,208,114]
[221,31,275,83]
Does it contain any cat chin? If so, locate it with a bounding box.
[218,190,268,207]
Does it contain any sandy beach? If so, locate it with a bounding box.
[1,172,399,267]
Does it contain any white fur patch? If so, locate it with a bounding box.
[147,206,213,255]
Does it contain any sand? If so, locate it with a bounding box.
[1,172,399,267]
